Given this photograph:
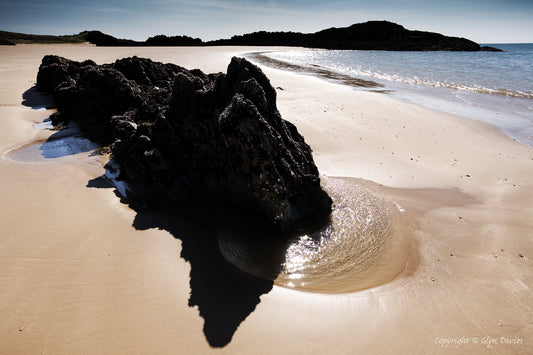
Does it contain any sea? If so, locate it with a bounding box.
[258,44,533,146]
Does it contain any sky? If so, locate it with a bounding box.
[1,0,532,43]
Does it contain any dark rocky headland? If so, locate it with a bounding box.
[36,55,332,231]
[211,21,503,52]
[2,21,502,51]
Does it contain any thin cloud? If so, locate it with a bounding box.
[93,7,130,14]
[152,0,287,14]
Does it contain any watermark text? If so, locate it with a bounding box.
[434,336,524,349]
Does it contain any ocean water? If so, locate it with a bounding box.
[262,44,533,145]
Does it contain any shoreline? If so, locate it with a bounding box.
[246,51,387,91]
[1,44,531,353]
[250,48,533,147]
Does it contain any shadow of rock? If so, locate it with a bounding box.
[7,126,99,162]
[38,127,99,159]
[8,88,97,162]
[22,86,55,109]
[133,204,279,347]
[86,176,115,189]
[87,176,281,347]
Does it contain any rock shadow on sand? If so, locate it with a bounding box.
[7,88,99,162]
[7,123,100,162]
[87,176,279,347]
[21,86,55,110]
[131,204,277,348]
[38,128,99,159]
[87,173,414,347]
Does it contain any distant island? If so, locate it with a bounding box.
[0,21,502,51]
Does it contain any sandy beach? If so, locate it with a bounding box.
[1,44,531,354]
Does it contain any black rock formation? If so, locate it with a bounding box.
[211,21,503,52]
[145,34,203,46]
[36,55,332,230]
[82,30,142,46]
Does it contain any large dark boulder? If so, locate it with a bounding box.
[36,55,332,230]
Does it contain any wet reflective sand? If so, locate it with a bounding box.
[4,121,98,162]
[217,176,413,293]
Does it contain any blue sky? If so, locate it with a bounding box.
[1,0,532,43]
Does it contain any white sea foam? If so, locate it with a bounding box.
[262,44,533,145]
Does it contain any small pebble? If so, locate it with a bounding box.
[19,326,24,332]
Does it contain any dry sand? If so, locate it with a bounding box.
[1,44,531,354]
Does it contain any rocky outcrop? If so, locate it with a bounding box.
[0,38,15,45]
[211,21,503,52]
[82,30,141,46]
[145,35,202,46]
[36,55,332,230]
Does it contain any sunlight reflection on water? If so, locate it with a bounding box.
[217,177,410,293]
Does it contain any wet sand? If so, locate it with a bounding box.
[1,44,532,353]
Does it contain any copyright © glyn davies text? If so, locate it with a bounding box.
[434,336,524,349]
